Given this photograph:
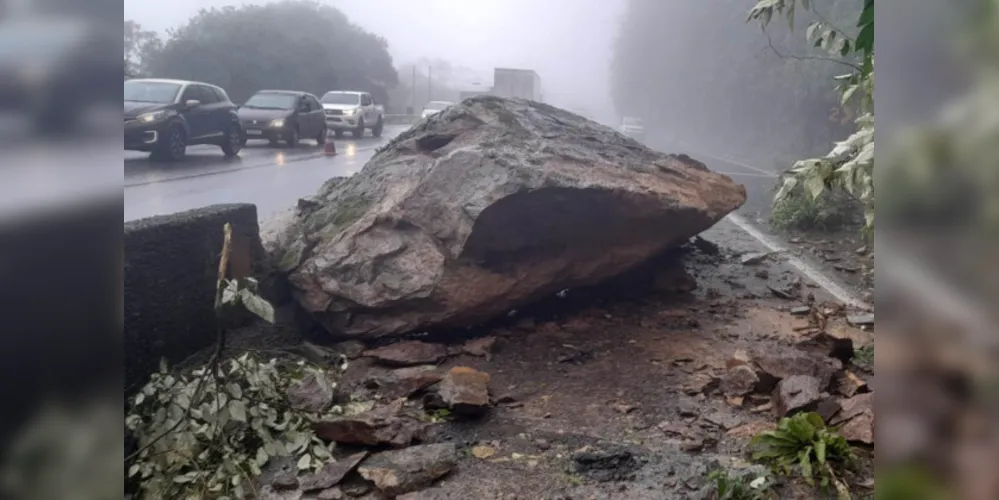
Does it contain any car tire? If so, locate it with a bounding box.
[334,129,344,139]
[316,127,327,145]
[285,127,299,148]
[372,117,384,138]
[221,125,243,157]
[352,119,364,138]
[151,124,186,162]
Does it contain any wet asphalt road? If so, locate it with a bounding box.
[124,124,776,224]
[123,126,407,222]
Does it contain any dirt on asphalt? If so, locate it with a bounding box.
[225,220,875,500]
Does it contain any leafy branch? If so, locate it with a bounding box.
[124,223,342,499]
[749,0,875,236]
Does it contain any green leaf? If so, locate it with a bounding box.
[840,39,852,57]
[128,464,141,477]
[297,453,312,470]
[798,447,814,483]
[855,22,874,55]
[815,437,827,465]
[229,400,247,422]
[238,289,276,323]
[805,172,826,200]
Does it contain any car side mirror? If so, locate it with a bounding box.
[185,99,201,108]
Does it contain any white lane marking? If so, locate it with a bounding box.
[726,213,871,310]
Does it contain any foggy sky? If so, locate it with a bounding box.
[123,0,625,121]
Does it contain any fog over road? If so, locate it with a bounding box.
[123,126,406,222]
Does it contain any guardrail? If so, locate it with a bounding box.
[383,114,419,126]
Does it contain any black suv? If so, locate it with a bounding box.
[124,79,244,161]
[238,90,327,147]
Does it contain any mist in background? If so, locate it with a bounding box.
[125,0,626,123]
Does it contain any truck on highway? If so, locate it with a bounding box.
[320,90,384,138]
[491,68,542,102]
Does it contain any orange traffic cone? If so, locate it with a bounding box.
[324,129,337,156]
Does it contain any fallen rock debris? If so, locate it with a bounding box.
[313,398,427,448]
[436,366,492,417]
[300,452,369,492]
[363,341,449,367]
[357,443,459,496]
[271,96,746,339]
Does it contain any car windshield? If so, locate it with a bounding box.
[322,92,360,105]
[622,117,643,127]
[425,101,453,111]
[243,93,298,109]
[124,81,182,104]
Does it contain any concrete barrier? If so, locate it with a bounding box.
[124,204,265,392]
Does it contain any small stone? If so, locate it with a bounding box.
[535,439,551,451]
[831,370,868,398]
[301,452,369,491]
[318,487,345,500]
[462,336,497,359]
[726,396,744,407]
[681,437,705,452]
[287,372,335,413]
[613,403,639,414]
[726,349,752,369]
[816,397,841,423]
[856,245,868,255]
[754,269,769,279]
[847,313,875,327]
[755,351,840,391]
[740,252,772,265]
[677,399,699,418]
[790,306,812,316]
[333,340,368,359]
[471,445,497,459]
[358,444,459,496]
[693,236,720,256]
[364,341,449,367]
[750,402,772,413]
[684,373,719,395]
[374,366,442,399]
[438,366,492,416]
[773,375,822,417]
[339,477,372,497]
[271,470,299,490]
[721,365,759,397]
[313,398,426,448]
[831,393,874,445]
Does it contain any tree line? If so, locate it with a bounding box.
[124,1,398,105]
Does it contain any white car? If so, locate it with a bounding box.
[421,100,455,119]
[619,116,645,141]
[321,91,384,138]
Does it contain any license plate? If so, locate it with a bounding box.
[246,129,263,136]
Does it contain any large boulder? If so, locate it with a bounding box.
[271,96,745,338]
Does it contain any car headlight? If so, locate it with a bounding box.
[137,110,169,123]
[270,118,285,128]
[342,108,355,116]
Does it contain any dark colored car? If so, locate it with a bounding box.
[124,78,244,161]
[238,90,327,147]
